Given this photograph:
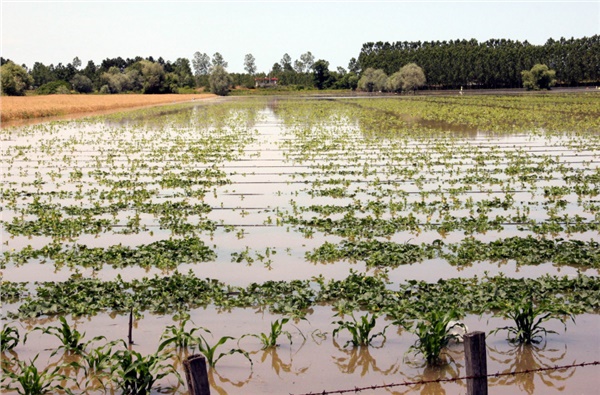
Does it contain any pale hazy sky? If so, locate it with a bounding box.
[2,1,599,73]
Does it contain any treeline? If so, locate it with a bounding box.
[1,35,598,96]
[358,36,600,89]
[0,55,195,95]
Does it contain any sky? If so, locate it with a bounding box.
[1,1,599,74]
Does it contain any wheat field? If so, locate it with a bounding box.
[0,93,216,124]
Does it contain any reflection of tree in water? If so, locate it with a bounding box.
[385,363,462,395]
[332,338,400,376]
[488,341,574,394]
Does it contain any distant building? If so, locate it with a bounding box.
[255,77,278,88]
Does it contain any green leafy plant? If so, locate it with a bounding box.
[490,297,574,344]
[26,316,104,356]
[405,309,465,365]
[332,313,388,348]
[194,331,252,368]
[240,318,304,349]
[159,317,207,351]
[159,322,252,368]
[1,355,72,395]
[1,324,20,352]
[73,341,120,392]
[110,342,179,395]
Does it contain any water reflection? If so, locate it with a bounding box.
[251,347,309,377]
[209,367,253,395]
[488,341,574,394]
[386,363,463,395]
[332,339,400,376]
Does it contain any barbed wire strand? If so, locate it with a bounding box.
[290,361,600,395]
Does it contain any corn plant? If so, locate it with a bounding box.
[72,340,120,392]
[25,316,104,356]
[1,324,20,352]
[332,313,388,348]
[239,317,305,349]
[159,322,252,368]
[405,309,465,365]
[195,331,253,368]
[490,297,574,344]
[110,343,179,395]
[1,355,72,395]
[158,318,206,351]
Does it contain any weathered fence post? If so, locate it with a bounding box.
[464,331,487,395]
[184,354,211,395]
[128,308,134,345]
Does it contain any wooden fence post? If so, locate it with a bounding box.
[184,354,211,395]
[464,331,488,395]
[128,308,134,345]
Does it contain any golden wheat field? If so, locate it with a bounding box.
[0,93,216,124]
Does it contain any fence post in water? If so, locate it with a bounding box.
[128,308,134,345]
[464,331,488,395]
[184,354,211,395]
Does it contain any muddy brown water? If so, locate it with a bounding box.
[1,97,599,394]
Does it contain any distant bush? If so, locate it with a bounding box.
[37,80,71,95]
[1,61,33,96]
[71,74,93,93]
[99,85,111,94]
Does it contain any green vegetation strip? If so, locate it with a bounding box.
[1,238,216,270]
[5,272,599,321]
[307,237,600,268]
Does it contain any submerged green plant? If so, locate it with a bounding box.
[159,317,208,352]
[1,355,71,395]
[111,342,179,395]
[332,313,388,348]
[240,317,304,349]
[26,316,104,356]
[159,322,252,368]
[195,331,253,368]
[1,324,20,352]
[405,309,465,365]
[490,297,574,344]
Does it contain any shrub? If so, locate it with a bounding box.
[36,80,71,95]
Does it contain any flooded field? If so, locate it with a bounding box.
[2,94,600,394]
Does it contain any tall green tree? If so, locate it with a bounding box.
[398,63,426,93]
[244,53,257,75]
[280,53,293,72]
[209,65,232,95]
[1,61,33,95]
[522,63,556,90]
[212,52,228,70]
[192,52,211,76]
[357,68,387,92]
[312,59,333,90]
[300,51,315,71]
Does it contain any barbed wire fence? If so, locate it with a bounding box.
[184,331,599,395]
[289,361,600,395]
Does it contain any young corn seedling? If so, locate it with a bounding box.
[196,331,253,368]
[239,317,305,349]
[406,309,466,366]
[490,297,574,344]
[332,313,388,348]
[1,324,20,352]
[1,355,72,395]
[159,322,252,368]
[25,316,105,356]
[110,341,179,395]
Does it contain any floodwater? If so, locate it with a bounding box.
[1,96,599,394]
